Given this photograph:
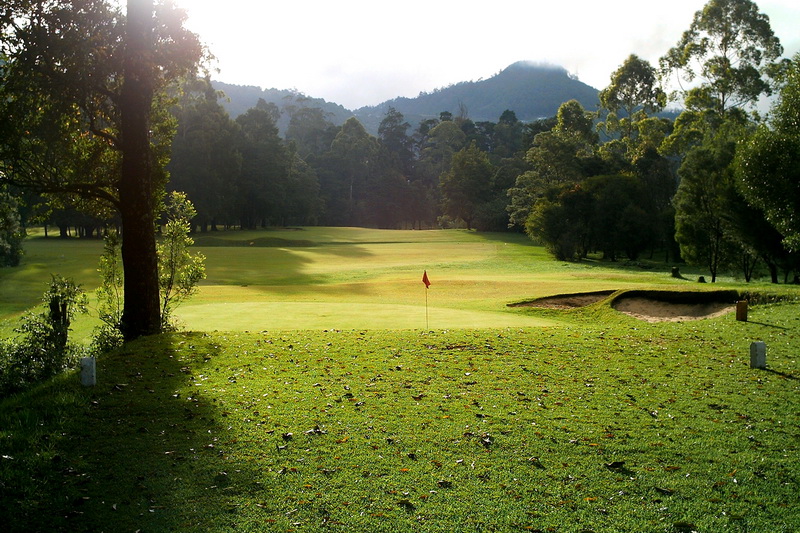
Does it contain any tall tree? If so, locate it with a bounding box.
[736,53,800,252]
[0,0,203,340]
[507,101,600,228]
[599,54,666,140]
[416,121,467,188]
[377,107,413,176]
[672,120,746,281]
[169,77,241,232]
[285,107,337,161]
[319,118,378,225]
[659,0,785,115]
[439,142,494,230]
[235,101,287,228]
[492,110,524,159]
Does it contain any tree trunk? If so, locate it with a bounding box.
[119,0,161,341]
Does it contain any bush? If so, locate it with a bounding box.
[0,276,87,397]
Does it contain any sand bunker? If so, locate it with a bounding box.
[612,290,739,322]
[511,289,739,322]
[613,297,735,322]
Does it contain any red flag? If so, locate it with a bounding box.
[422,270,431,288]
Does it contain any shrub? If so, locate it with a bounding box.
[0,276,87,397]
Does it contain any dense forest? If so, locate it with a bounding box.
[2,0,799,285]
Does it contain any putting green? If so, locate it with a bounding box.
[174,301,562,331]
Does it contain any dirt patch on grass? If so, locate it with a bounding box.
[510,289,741,322]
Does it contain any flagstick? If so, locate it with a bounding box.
[425,286,429,330]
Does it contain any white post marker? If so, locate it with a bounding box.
[749,341,766,369]
[81,356,96,386]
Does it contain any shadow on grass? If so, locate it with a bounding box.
[1,333,262,532]
[762,368,798,380]
[201,237,376,289]
[746,320,790,330]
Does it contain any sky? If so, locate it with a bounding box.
[175,0,800,111]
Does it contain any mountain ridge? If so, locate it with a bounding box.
[213,61,601,135]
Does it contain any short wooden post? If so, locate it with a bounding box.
[749,341,766,369]
[736,300,748,322]
[80,357,96,386]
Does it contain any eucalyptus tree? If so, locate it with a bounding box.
[235,101,287,228]
[659,0,785,116]
[507,100,600,228]
[285,107,338,161]
[377,107,413,176]
[659,0,786,281]
[169,77,241,231]
[672,119,748,282]
[318,118,379,225]
[599,54,666,140]
[439,142,495,230]
[416,120,467,188]
[492,110,524,159]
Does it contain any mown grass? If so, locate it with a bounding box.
[1,302,799,532]
[2,227,799,531]
[3,227,794,338]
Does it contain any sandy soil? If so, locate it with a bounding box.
[612,297,735,322]
[514,291,735,322]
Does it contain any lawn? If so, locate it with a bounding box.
[1,227,782,338]
[1,228,799,531]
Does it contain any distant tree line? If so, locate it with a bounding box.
[163,80,539,232]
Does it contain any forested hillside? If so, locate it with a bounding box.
[354,62,599,134]
[212,82,354,134]
[212,62,600,135]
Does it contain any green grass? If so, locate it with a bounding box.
[1,304,798,531]
[3,227,792,338]
[1,227,799,531]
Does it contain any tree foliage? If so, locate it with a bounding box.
[157,192,206,330]
[672,120,746,281]
[736,53,800,252]
[0,187,25,267]
[440,142,495,230]
[599,54,666,140]
[659,0,785,114]
[0,0,204,340]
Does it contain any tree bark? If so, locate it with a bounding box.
[119,0,161,340]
